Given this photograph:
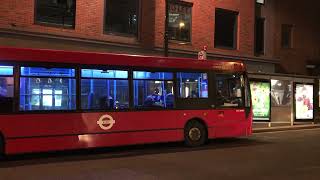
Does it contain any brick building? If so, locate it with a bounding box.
[0,0,319,75]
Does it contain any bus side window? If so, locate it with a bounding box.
[20,67,76,111]
[133,71,174,109]
[177,72,208,99]
[216,74,244,108]
[0,66,14,113]
[81,69,129,110]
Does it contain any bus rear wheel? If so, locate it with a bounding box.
[184,120,207,147]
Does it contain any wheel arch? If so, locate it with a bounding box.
[184,117,208,130]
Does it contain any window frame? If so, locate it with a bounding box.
[80,67,130,111]
[168,1,193,43]
[214,8,239,50]
[174,70,213,110]
[0,65,15,114]
[103,0,140,37]
[214,73,246,109]
[34,0,77,29]
[131,69,176,110]
[19,65,77,112]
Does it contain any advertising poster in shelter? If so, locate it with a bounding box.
[250,81,271,121]
[295,84,313,120]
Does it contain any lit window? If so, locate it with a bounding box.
[20,67,76,111]
[133,71,174,109]
[168,2,192,42]
[177,72,208,98]
[0,66,14,76]
[0,65,14,113]
[81,69,129,110]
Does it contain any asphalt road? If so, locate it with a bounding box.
[1,129,320,180]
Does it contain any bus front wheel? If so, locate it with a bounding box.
[184,120,207,147]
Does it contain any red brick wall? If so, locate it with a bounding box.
[0,0,140,45]
[155,0,255,57]
[6,0,320,75]
[260,0,320,74]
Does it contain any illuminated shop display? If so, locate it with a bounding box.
[250,81,271,121]
[295,84,313,120]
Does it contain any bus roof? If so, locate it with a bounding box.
[0,46,246,72]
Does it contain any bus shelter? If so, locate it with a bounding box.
[248,73,319,128]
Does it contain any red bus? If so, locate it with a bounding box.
[0,47,252,155]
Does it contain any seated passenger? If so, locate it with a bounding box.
[99,96,114,110]
[165,93,174,108]
[143,95,154,107]
[151,88,162,103]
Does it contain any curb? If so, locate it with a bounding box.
[253,124,320,133]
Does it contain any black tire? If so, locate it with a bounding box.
[184,120,208,147]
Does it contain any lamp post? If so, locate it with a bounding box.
[164,0,169,57]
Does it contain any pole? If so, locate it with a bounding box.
[164,0,169,57]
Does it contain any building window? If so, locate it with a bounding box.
[35,0,76,28]
[20,67,76,111]
[214,8,238,49]
[105,0,139,35]
[177,72,208,99]
[81,69,129,110]
[281,24,293,48]
[255,18,265,55]
[168,2,192,42]
[133,71,174,109]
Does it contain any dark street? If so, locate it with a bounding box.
[1,129,320,180]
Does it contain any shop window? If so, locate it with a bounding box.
[133,71,174,109]
[20,67,76,111]
[0,66,14,113]
[271,80,292,106]
[105,0,139,35]
[281,24,293,48]
[35,0,76,28]
[214,8,238,49]
[168,2,192,42]
[81,69,129,110]
[216,74,244,107]
[177,72,208,99]
[255,18,265,55]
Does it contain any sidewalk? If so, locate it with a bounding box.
[253,124,320,133]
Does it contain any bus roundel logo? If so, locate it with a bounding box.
[97,114,115,130]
